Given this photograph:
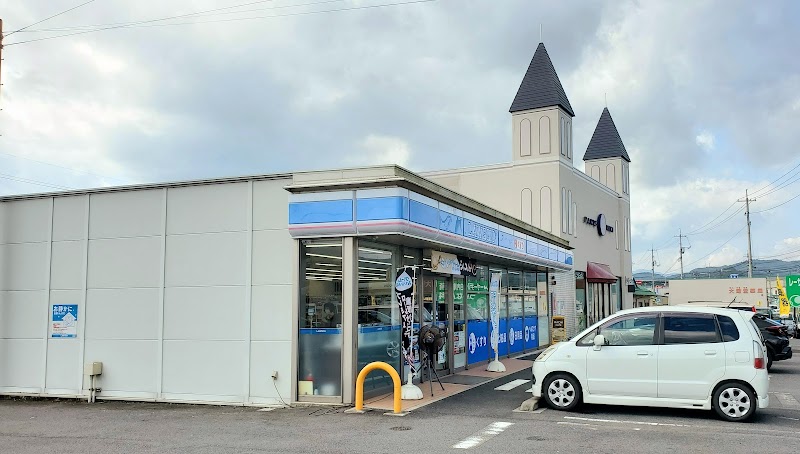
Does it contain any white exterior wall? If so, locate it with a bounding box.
[0,177,294,405]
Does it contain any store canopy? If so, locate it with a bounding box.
[586,262,617,283]
[633,285,657,297]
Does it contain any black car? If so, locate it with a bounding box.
[752,314,793,370]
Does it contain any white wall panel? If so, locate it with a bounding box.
[53,196,88,241]
[249,340,291,399]
[0,291,47,339]
[87,237,161,289]
[250,285,292,341]
[0,242,49,291]
[167,183,248,234]
[86,288,159,340]
[90,190,163,239]
[163,286,246,340]
[162,340,246,396]
[84,340,157,392]
[0,339,44,387]
[253,179,290,231]
[45,339,81,390]
[50,241,84,290]
[165,232,246,287]
[0,199,51,244]
[252,230,293,286]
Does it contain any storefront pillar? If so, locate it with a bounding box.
[341,237,358,405]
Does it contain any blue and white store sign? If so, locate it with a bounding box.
[288,187,573,271]
[51,304,78,338]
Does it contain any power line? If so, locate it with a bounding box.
[0,172,75,190]
[4,0,97,38]
[15,0,343,34]
[750,159,800,197]
[0,151,126,184]
[686,205,745,236]
[684,200,738,235]
[3,0,438,47]
[682,226,746,269]
[751,190,800,214]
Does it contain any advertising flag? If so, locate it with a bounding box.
[396,267,416,371]
[489,272,501,353]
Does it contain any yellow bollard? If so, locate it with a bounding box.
[354,361,402,414]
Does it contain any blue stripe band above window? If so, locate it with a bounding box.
[289,200,353,224]
[463,219,499,245]
[409,199,439,229]
[356,196,408,221]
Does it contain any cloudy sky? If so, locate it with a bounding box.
[2,0,799,274]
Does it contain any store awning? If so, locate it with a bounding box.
[586,262,617,283]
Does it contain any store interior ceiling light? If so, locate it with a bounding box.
[304,243,342,248]
[316,263,340,267]
[305,267,343,273]
[306,253,343,260]
[358,258,391,266]
[358,265,388,272]
[358,247,392,255]
[403,255,415,259]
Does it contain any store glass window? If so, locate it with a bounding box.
[356,244,398,391]
[537,272,550,346]
[298,239,343,398]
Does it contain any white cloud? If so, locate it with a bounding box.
[347,135,412,167]
[695,131,715,152]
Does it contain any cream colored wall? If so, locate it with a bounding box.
[427,161,561,235]
[511,107,573,167]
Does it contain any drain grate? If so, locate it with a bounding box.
[390,426,412,431]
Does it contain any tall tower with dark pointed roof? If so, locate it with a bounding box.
[510,42,575,166]
[583,107,631,200]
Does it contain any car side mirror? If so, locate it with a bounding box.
[593,334,605,351]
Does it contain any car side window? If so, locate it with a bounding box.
[663,314,721,344]
[716,315,740,342]
[595,315,657,346]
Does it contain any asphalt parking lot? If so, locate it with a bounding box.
[1,338,798,453]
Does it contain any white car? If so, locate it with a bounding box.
[532,306,769,422]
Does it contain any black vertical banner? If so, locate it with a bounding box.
[395,267,416,371]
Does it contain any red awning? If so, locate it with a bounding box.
[586,262,617,283]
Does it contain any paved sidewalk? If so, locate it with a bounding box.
[363,357,534,412]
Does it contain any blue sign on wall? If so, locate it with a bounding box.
[524,316,539,350]
[467,320,489,365]
[508,317,524,354]
[51,304,78,338]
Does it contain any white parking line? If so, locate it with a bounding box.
[557,422,597,430]
[494,379,530,391]
[564,416,692,427]
[452,422,514,449]
[771,392,800,409]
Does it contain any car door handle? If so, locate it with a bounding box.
[704,351,717,356]
[637,351,649,356]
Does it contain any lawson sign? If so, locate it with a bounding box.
[288,187,573,271]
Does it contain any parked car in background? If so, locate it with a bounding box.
[532,306,770,422]
[752,314,793,369]
[776,314,797,338]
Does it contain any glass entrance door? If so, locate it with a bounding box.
[421,272,451,375]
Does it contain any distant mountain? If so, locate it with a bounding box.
[634,259,800,281]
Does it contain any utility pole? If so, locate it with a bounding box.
[738,190,756,278]
[676,229,690,279]
[651,247,658,293]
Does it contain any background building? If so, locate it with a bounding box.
[425,43,633,334]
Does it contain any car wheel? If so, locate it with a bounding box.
[766,350,774,371]
[543,373,581,411]
[713,383,756,422]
